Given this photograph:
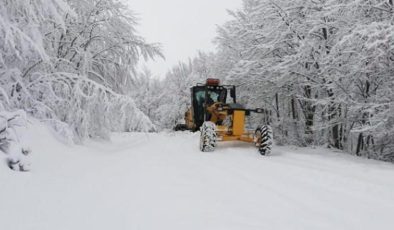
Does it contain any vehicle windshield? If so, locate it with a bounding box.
[195,90,224,107]
[192,87,227,129]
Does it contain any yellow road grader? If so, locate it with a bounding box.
[174,79,273,155]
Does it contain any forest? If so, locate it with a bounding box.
[1,0,394,162]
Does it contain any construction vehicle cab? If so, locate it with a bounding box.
[187,79,236,131]
[175,78,273,155]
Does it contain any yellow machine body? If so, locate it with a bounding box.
[177,78,265,145]
[181,79,272,155]
[206,103,255,143]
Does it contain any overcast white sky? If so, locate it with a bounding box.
[128,0,242,78]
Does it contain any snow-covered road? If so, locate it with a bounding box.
[1,123,394,230]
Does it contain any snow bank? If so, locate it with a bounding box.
[0,110,31,172]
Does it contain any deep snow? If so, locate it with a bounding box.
[1,122,394,230]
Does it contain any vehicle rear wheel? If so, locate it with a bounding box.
[174,124,188,131]
[255,125,273,155]
[200,122,217,152]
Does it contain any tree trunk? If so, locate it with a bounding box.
[356,133,364,156]
[303,85,315,144]
[275,93,280,119]
[291,97,297,120]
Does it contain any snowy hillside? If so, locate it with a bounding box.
[1,122,394,230]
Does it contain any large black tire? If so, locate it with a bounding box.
[174,124,188,131]
[200,122,217,152]
[255,125,273,155]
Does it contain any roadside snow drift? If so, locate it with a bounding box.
[1,122,394,230]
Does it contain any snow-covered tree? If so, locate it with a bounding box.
[0,0,162,143]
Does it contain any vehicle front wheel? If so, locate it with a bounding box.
[255,125,273,155]
[200,122,217,152]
